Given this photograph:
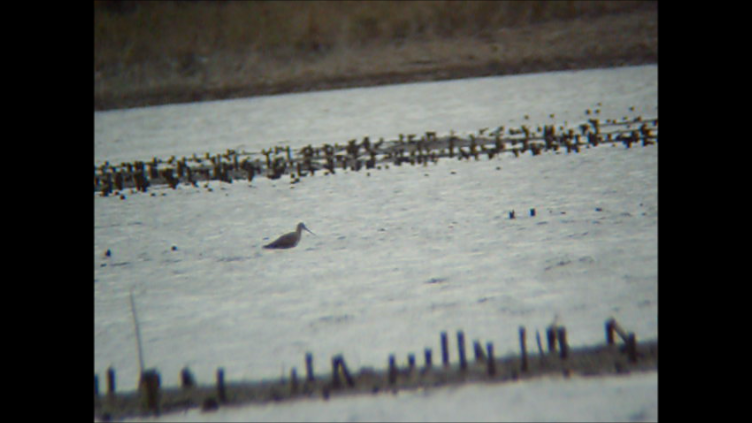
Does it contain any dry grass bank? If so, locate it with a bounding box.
[94,1,657,111]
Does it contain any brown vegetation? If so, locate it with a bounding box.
[94,1,657,111]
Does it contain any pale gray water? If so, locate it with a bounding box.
[95,65,658,421]
[94,65,657,166]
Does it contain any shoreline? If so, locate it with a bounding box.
[95,56,656,112]
[95,8,657,111]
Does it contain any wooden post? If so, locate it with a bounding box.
[338,355,355,387]
[457,331,467,371]
[606,319,616,345]
[607,318,637,363]
[557,327,568,359]
[216,368,227,403]
[305,352,315,382]
[509,210,515,219]
[180,366,195,389]
[290,367,298,394]
[546,327,557,354]
[536,330,545,360]
[486,342,496,376]
[614,319,628,340]
[473,340,485,362]
[530,208,536,217]
[424,348,432,371]
[441,332,449,367]
[94,374,99,397]
[140,369,161,415]
[388,355,397,385]
[627,333,638,363]
[331,356,341,388]
[519,326,528,372]
[106,366,116,395]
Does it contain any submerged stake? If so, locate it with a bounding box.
[305,352,315,382]
[424,348,432,370]
[486,342,496,376]
[519,326,528,372]
[216,368,226,403]
[388,355,397,385]
[457,331,467,371]
[441,332,449,367]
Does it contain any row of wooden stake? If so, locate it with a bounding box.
[95,318,638,415]
[95,118,657,195]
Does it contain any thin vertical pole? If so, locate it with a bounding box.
[388,355,397,385]
[457,331,467,371]
[546,327,557,354]
[473,340,485,362]
[331,356,341,388]
[486,342,496,376]
[536,330,545,359]
[129,289,145,376]
[441,332,449,367]
[305,352,314,382]
[216,368,226,403]
[557,327,568,359]
[519,326,528,372]
[606,319,616,345]
[107,366,116,395]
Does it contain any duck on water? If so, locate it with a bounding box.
[263,222,315,249]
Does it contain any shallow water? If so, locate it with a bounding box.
[95,65,657,166]
[95,65,658,418]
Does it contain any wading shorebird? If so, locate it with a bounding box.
[263,222,315,249]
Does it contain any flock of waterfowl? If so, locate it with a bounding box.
[94,109,658,197]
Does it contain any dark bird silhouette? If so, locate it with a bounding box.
[263,223,315,249]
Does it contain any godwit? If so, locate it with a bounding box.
[263,222,315,249]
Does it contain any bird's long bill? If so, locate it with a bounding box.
[304,227,316,236]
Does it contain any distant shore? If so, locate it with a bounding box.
[94,3,656,111]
